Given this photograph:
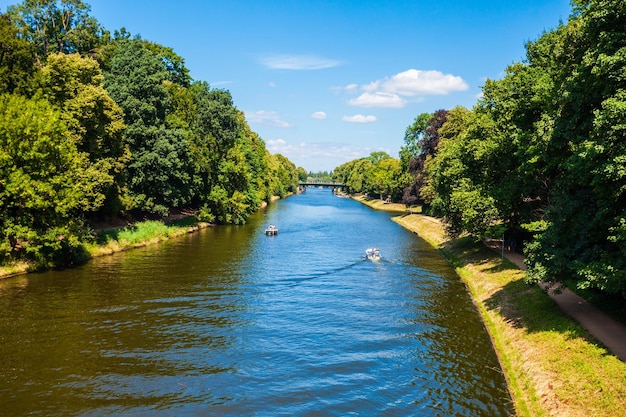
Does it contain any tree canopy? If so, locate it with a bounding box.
[0,0,301,267]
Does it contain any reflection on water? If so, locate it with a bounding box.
[0,189,513,416]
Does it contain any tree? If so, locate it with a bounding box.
[7,0,105,64]
[367,157,401,201]
[402,110,448,206]
[0,14,36,94]
[297,166,307,183]
[0,93,110,265]
[104,40,194,215]
[37,52,128,215]
[525,0,626,296]
[424,106,500,238]
[399,112,431,170]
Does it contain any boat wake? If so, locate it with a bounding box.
[268,258,369,286]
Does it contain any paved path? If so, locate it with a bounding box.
[493,243,626,362]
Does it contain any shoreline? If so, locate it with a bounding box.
[355,196,626,417]
[0,218,213,280]
[0,194,292,280]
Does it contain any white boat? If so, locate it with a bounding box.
[265,225,278,236]
[365,247,381,261]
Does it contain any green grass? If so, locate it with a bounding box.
[85,218,208,258]
[103,220,178,245]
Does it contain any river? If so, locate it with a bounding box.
[0,188,513,416]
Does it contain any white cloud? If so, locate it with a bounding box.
[342,114,377,123]
[347,92,406,108]
[245,110,293,128]
[346,69,468,108]
[380,69,468,96]
[260,54,341,70]
[267,138,288,147]
[311,111,327,120]
[268,81,277,88]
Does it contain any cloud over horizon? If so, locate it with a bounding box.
[266,138,388,171]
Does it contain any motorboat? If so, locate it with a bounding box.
[265,225,278,236]
[365,247,381,261]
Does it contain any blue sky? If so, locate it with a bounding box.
[3,0,573,172]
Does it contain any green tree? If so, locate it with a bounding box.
[399,112,431,170]
[104,40,194,215]
[37,52,128,214]
[0,93,109,265]
[424,106,499,238]
[367,157,401,201]
[0,14,36,94]
[296,166,307,183]
[7,0,105,64]
[526,0,626,296]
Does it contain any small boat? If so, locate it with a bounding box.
[365,247,381,261]
[265,225,278,236]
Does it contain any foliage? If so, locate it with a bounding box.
[36,52,129,215]
[414,0,626,297]
[104,40,195,215]
[0,0,299,268]
[7,0,105,64]
[333,152,404,201]
[0,14,36,94]
[524,0,626,296]
[0,93,105,266]
[401,110,447,206]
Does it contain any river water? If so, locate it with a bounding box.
[0,189,513,416]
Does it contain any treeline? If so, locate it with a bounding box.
[334,0,626,298]
[0,0,301,267]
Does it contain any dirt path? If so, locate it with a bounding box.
[490,240,626,362]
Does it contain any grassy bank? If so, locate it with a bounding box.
[85,218,211,257]
[0,217,211,279]
[357,197,626,417]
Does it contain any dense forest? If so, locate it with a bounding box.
[334,0,626,299]
[0,0,301,268]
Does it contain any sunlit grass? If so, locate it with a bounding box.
[352,195,410,213]
[0,261,32,278]
[85,219,209,257]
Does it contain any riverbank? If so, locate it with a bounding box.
[0,217,212,280]
[355,197,626,417]
[0,194,294,280]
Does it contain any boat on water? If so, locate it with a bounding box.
[265,225,278,236]
[365,247,381,261]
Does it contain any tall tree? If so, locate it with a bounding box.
[402,110,448,206]
[0,93,110,265]
[7,0,104,64]
[0,14,36,94]
[104,40,194,215]
[37,52,128,215]
[526,0,626,296]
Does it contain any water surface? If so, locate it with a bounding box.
[0,189,512,416]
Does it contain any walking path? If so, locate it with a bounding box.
[496,244,626,362]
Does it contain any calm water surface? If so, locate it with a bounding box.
[0,189,513,416]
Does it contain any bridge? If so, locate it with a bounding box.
[298,181,345,188]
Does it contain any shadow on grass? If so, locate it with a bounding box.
[443,236,597,342]
[442,236,522,274]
